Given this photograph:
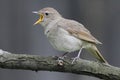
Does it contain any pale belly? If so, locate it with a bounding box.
[46,28,82,52]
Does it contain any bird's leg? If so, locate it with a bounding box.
[58,52,69,60]
[62,52,69,57]
[57,52,69,65]
[72,48,83,64]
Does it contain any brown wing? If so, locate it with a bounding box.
[58,19,102,44]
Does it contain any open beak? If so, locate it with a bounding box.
[33,11,44,25]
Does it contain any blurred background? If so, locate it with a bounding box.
[0,0,120,80]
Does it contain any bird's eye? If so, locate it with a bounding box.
[45,13,49,16]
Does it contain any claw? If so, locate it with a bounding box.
[57,56,65,66]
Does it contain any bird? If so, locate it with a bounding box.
[33,7,108,64]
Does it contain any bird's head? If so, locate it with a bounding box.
[33,7,62,26]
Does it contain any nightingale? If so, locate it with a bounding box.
[33,7,108,64]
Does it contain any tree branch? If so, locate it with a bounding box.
[0,49,120,80]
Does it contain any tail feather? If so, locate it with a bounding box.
[87,45,108,64]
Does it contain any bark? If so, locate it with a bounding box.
[0,49,120,80]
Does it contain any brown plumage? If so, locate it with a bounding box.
[33,7,108,64]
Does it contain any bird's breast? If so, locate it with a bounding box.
[46,27,82,52]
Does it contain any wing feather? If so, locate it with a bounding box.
[58,19,102,44]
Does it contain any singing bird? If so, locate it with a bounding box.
[33,7,108,64]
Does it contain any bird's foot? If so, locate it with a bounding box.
[72,56,80,64]
[57,56,67,66]
[57,56,66,60]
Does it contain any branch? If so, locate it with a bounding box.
[0,49,120,80]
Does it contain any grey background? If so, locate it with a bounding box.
[0,0,120,80]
